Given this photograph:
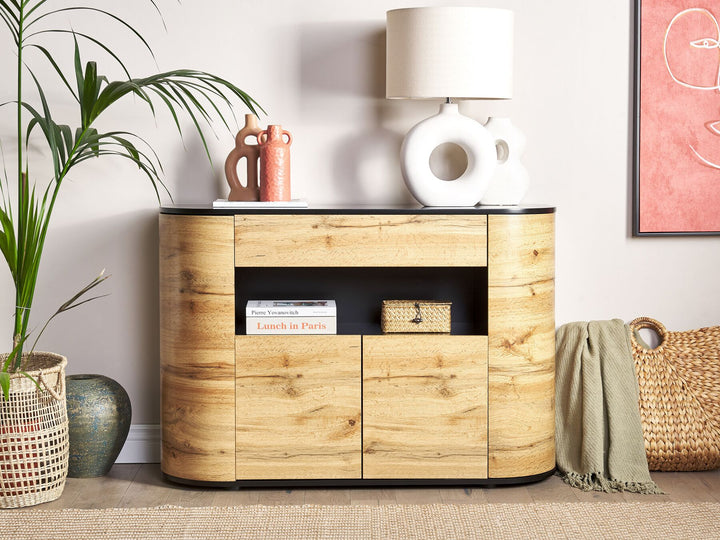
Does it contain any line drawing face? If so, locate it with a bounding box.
[664,8,720,90]
[664,7,720,169]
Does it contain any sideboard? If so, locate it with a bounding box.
[159,205,555,486]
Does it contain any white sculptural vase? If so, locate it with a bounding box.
[400,103,497,206]
[480,117,529,206]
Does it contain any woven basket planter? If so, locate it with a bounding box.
[0,352,69,508]
[629,317,720,471]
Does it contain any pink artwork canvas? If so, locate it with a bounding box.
[635,0,720,235]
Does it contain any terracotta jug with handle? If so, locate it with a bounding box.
[224,114,262,201]
[257,125,292,202]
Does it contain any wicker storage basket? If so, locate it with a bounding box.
[381,300,451,333]
[0,352,69,508]
[628,317,720,471]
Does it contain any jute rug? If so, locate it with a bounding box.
[5,502,719,539]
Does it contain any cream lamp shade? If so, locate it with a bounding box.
[385,7,516,207]
[386,7,514,100]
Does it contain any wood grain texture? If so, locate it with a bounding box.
[235,335,362,480]
[234,214,487,267]
[159,215,236,482]
[487,213,554,287]
[487,213,556,478]
[363,335,488,479]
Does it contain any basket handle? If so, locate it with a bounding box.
[37,370,65,401]
[628,317,667,350]
[411,302,423,324]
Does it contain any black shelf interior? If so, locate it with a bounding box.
[235,267,488,336]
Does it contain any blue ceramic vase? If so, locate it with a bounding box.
[65,374,132,478]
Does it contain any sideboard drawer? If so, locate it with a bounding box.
[234,214,487,267]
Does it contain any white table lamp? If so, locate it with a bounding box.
[386,7,514,206]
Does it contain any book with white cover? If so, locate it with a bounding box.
[213,199,308,209]
[246,300,336,318]
[246,316,336,335]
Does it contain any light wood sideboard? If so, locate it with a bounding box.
[159,206,555,486]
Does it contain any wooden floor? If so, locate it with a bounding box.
[21,464,720,510]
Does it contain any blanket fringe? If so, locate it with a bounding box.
[558,471,664,495]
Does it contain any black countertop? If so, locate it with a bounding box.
[160,204,555,215]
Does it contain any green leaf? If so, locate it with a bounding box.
[74,34,83,105]
[0,205,17,280]
[26,44,78,102]
[0,1,20,44]
[26,71,62,178]
[19,371,41,392]
[81,61,98,128]
[59,124,73,158]
[28,29,132,79]
[24,0,52,21]
[27,7,155,60]
[57,269,109,312]
[84,127,99,156]
[3,333,29,375]
[0,372,8,400]
[29,270,111,353]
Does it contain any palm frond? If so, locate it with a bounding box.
[26,44,78,101]
[0,205,17,281]
[26,69,66,178]
[114,70,262,160]
[67,132,170,200]
[11,177,48,369]
[1,0,264,378]
[22,101,62,179]
[57,269,109,312]
[26,29,132,78]
[24,0,51,21]
[30,270,110,352]
[0,1,20,45]
[25,7,155,60]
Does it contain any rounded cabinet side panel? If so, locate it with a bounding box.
[159,214,236,482]
[487,212,555,478]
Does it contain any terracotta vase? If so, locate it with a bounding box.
[224,114,263,201]
[258,125,292,202]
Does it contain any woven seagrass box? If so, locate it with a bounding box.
[381,300,451,333]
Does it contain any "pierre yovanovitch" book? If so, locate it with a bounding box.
[245,300,336,334]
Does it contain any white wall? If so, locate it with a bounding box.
[2,0,720,427]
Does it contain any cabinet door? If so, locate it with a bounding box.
[363,335,488,479]
[235,335,362,480]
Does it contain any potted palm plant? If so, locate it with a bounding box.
[0,1,261,507]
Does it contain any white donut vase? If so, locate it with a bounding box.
[400,103,497,206]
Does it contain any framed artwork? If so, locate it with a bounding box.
[634,0,720,236]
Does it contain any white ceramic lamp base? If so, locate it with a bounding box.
[400,103,496,207]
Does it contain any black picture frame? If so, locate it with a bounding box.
[632,0,720,236]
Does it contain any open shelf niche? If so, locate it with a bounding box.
[235,266,488,336]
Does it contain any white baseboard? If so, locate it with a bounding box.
[116,424,161,464]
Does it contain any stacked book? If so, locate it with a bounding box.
[246,300,337,335]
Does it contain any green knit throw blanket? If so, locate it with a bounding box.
[555,319,662,494]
